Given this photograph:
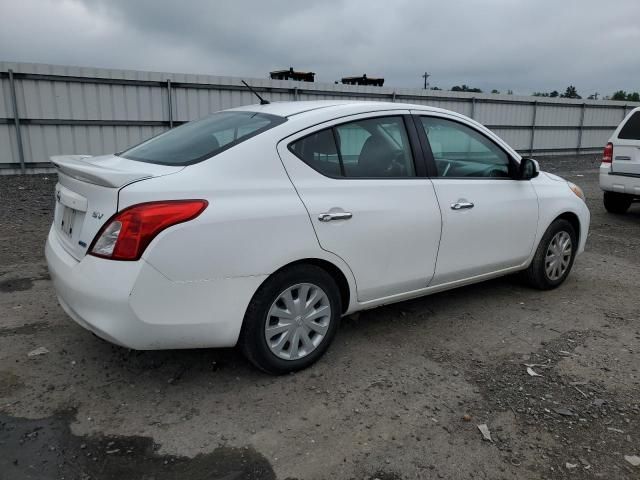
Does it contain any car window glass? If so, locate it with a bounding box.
[289,129,342,177]
[335,117,415,178]
[289,116,416,178]
[420,117,511,178]
[120,111,282,165]
[618,111,640,140]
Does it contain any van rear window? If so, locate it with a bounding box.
[120,111,286,165]
[619,111,640,140]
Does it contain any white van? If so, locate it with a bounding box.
[600,106,640,213]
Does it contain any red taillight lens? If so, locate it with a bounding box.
[89,200,208,261]
[602,142,613,163]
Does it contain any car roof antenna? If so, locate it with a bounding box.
[241,80,270,105]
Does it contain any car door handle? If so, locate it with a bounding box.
[318,212,353,222]
[451,201,474,210]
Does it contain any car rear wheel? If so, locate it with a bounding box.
[603,191,632,214]
[523,219,577,290]
[239,265,341,374]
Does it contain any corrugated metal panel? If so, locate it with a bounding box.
[581,129,615,149]
[489,128,531,151]
[534,129,580,149]
[535,105,582,126]
[475,102,534,126]
[0,78,11,118]
[0,124,17,164]
[584,106,625,128]
[2,61,640,171]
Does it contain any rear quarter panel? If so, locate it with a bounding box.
[117,133,358,303]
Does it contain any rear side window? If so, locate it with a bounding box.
[120,111,285,165]
[618,111,640,140]
[289,116,416,178]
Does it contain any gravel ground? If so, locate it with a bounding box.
[0,154,639,480]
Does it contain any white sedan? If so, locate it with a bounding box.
[45,100,590,374]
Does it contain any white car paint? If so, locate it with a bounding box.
[599,106,640,197]
[45,100,590,351]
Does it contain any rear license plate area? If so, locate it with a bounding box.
[60,206,76,237]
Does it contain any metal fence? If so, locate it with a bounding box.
[2,61,639,173]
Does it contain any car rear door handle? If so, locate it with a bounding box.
[451,201,474,210]
[318,212,353,222]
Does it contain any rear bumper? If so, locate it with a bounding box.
[45,227,265,349]
[600,165,640,196]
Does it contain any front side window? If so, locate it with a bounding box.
[419,117,512,178]
[289,116,416,178]
[120,111,285,165]
[618,111,640,140]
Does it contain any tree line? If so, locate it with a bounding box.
[438,85,639,101]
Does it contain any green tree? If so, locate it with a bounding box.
[491,89,500,94]
[451,85,483,93]
[627,92,640,102]
[560,85,581,99]
[533,90,558,97]
[612,90,627,100]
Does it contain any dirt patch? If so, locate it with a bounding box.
[0,409,278,480]
[0,322,50,338]
[0,278,34,293]
[467,330,639,479]
[0,371,23,398]
[1,158,640,479]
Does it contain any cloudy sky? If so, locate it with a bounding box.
[1,0,639,96]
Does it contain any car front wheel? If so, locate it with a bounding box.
[239,265,341,374]
[523,219,577,290]
[603,191,632,214]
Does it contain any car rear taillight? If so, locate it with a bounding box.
[88,200,208,261]
[602,142,613,163]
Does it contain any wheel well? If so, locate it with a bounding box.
[556,212,580,244]
[275,259,351,313]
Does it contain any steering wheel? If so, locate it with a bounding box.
[482,165,508,178]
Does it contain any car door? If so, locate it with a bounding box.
[277,112,442,303]
[412,112,539,285]
[612,109,640,175]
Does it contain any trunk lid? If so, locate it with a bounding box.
[51,154,183,260]
[611,142,640,175]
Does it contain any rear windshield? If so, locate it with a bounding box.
[120,111,286,165]
[618,111,640,140]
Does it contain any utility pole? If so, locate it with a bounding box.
[422,72,430,90]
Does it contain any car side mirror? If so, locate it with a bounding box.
[519,158,540,180]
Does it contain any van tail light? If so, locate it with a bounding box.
[89,200,208,261]
[602,142,613,164]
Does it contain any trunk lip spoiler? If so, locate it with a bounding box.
[50,155,164,188]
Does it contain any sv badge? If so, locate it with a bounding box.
[92,211,104,220]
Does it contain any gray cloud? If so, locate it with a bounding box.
[1,0,639,96]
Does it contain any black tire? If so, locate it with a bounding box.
[523,219,577,290]
[603,191,632,214]
[239,264,342,375]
